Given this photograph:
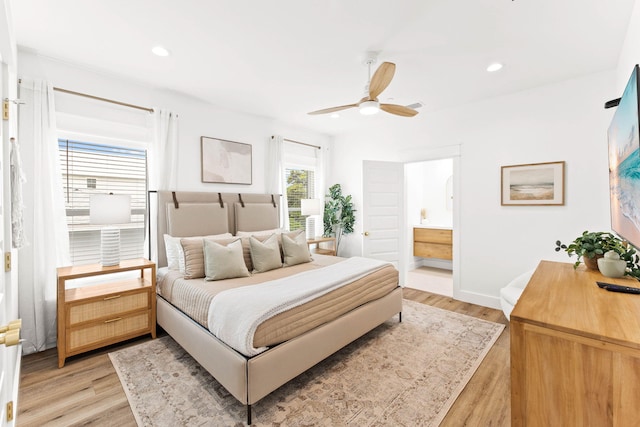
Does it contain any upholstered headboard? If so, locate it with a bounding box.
[152,191,281,268]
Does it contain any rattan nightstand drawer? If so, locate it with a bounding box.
[68,311,150,352]
[57,259,157,367]
[68,291,149,325]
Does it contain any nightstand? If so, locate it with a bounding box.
[307,236,337,256]
[56,258,156,368]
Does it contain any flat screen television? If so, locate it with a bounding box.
[608,64,640,249]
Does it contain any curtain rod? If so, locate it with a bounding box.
[53,87,154,113]
[278,137,321,150]
[17,80,154,113]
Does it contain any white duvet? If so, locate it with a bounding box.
[207,256,391,356]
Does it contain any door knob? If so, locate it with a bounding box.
[363,231,370,236]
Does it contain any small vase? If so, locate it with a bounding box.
[583,255,603,271]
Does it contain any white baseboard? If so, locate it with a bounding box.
[421,259,453,271]
[453,289,502,311]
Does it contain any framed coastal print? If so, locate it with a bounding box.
[201,137,252,184]
[501,161,565,206]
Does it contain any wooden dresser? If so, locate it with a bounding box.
[57,258,156,368]
[413,227,452,260]
[511,260,640,425]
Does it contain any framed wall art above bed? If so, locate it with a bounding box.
[201,136,252,184]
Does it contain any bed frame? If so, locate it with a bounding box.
[151,191,403,424]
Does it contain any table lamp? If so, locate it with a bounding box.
[301,198,321,240]
[90,194,131,266]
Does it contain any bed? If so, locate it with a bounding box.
[151,191,403,424]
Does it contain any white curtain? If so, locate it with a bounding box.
[146,109,179,262]
[149,109,179,191]
[17,79,71,355]
[267,135,290,230]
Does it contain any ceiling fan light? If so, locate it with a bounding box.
[359,100,380,115]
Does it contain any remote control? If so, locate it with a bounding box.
[604,284,640,294]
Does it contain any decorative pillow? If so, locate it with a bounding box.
[282,231,313,267]
[180,234,235,279]
[236,228,285,237]
[203,238,250,281]
[249,234,282,273]
[164,234,185,271]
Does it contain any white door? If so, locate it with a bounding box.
[0,60,20,427]
[362,160,404,275]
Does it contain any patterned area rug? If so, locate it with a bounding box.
[109,300,504,426]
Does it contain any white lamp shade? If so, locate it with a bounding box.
[301,198,322,216]
[90,194,131,225]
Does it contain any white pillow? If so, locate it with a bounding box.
[282,231,313,267]
[164,233,232,272]
[164,234,185,271]
[203,238,250,281]
[249,234,282,273]
[236,228,285,237]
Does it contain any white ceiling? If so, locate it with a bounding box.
[10,0,636,135]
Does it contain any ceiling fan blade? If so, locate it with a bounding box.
[368,62,396,100]
[380,103,419,117]
[307,104,357,115]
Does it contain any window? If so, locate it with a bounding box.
[59,139,147,265]
[286,168,315,231]
[283,141,322,234]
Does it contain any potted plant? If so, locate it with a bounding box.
[555,230,640,279]
[323,184,355,256]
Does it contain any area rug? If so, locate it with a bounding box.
[109,300,504,426]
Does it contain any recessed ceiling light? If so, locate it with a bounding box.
[330,113,340,119]
[152,46,170,57]
[487,63,503,72]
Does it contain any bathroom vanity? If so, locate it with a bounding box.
[413,226,452,260]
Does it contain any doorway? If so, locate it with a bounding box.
[404,158,454,296]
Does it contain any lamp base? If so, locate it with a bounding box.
[101,227,121,267]
[305,216,317,240]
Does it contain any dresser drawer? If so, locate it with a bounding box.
[68,290,150,325]
[67,311,150,352]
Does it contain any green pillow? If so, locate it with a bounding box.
[249,234,282,273]
[203,238,250,281]
[282,231,312,267]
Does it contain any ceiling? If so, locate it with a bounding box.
[10,0,636,136]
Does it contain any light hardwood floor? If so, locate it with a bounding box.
[17,289,510,426]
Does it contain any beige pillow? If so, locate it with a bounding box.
[249,234,282,273]
[181,235,235,279]
[203,238,250,281]
[282,231,313,267]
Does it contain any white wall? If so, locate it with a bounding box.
[617,0,640,93]
[331,70,615,309]
[17,50,333,194]
[406,160,453,227]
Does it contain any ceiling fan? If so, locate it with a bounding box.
[308,57,419,118]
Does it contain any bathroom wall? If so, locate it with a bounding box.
[406,158,454,270]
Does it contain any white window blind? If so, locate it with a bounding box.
[59,139,147,265]
[284,141,321,233]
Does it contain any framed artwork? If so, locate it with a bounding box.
[501,161,565,206]
[201,136,252,184]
